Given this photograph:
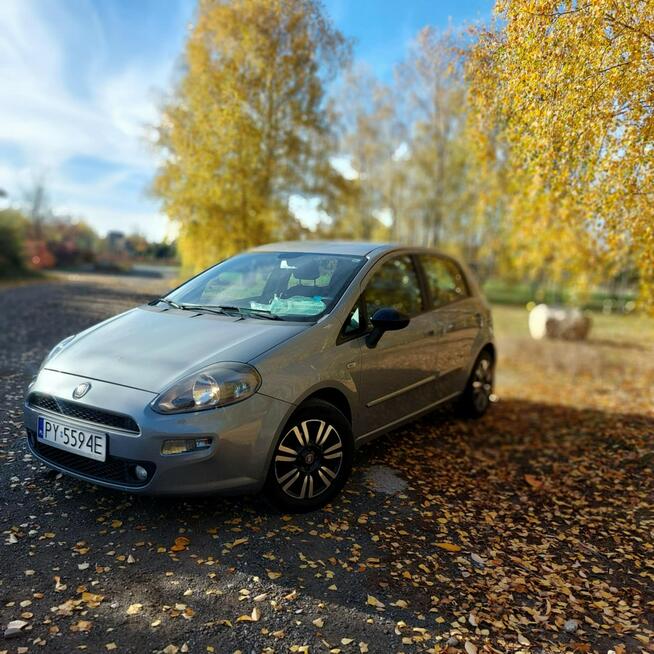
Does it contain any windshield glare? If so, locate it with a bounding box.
[167,252,366,321]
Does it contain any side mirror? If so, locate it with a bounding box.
[366,307,410,349]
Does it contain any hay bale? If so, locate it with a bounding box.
[528,304,592,341]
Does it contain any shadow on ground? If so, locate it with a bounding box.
[1,277,652,653]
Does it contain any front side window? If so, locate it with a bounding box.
[420,255,469,308]
[364,255,423,322]
[167,252,365,321]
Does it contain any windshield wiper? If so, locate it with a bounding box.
[151,299,282,320]
[178,304,243,317]
[240,308,283,321]
[150,297,183,310]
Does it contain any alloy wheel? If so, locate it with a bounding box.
[273,419,343,500]
[471,357,493,412]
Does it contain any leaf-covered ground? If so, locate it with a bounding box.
[0,275,652,654]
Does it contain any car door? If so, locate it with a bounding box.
[351,254,437,436]
[418,254,481,397]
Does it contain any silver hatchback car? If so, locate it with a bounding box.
[24,241,495,510]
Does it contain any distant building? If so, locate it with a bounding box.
[106,230,127,252]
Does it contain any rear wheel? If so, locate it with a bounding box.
[265,400,353,512]
[458,350,494,418]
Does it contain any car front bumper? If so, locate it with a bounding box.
[23,369,294,495]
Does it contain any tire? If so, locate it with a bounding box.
[264,399,354,512]
[458,350,494,419]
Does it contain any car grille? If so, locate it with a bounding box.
[27,392,140,433]
[27,429,155,487]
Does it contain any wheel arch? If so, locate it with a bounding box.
[298,387,352,425]
[479,342,496,364]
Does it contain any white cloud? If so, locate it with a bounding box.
[0,0,186,240]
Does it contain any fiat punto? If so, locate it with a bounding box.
[24,242,495,510]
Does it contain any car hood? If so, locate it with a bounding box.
[46,306,306,393]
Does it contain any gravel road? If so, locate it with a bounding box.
[1,275,652,654]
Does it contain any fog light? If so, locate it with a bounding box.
[194,437,212,450]
[162,439,193,455]
[161,438,212,456]
[134,465,148,481]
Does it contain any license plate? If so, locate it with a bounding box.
[37,416,106,462]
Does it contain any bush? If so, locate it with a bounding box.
[0,210,27,278]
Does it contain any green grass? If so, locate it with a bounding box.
[492,303,654,344]
[483,278,637,313]
[0,269,46,287]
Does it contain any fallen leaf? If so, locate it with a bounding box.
[81,592,104,605]
[226,537,248,549]
[524,474,543,490]
[126,603,142,615]
[435,542,461,552]
[366,594,385,608]
[236,607,260,622]
[171,536,190,553]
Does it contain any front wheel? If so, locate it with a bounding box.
[458,350,494,418]
[264,400,353,512]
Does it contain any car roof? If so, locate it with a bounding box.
[250,240,397,256]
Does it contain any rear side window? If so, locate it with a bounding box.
[364,255,423,320]
[420,255,469,308]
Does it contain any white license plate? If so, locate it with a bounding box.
[37,415,107,462]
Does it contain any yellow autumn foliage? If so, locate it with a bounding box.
[466,0,654,306]
[153,0,348,274]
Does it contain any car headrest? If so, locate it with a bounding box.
[293,260,321,281]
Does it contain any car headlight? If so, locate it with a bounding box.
[151,363,261,414]
[40,334,77,371]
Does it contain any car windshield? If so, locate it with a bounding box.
[166,251,366,321]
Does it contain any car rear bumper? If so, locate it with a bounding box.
[23,369,294,495]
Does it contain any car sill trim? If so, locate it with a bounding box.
[366,375,437,408]
[359,390,462,441]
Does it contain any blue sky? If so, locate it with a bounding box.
[0,0,491,241]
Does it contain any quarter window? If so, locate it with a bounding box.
[342,303,362,336]
[420,255,469,308]
[364,255,423,321]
